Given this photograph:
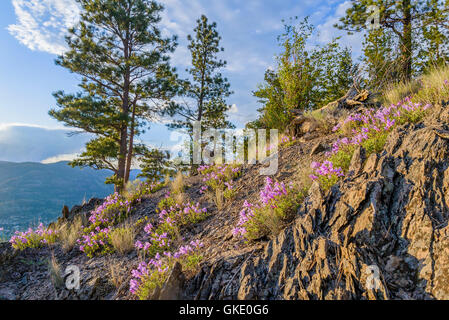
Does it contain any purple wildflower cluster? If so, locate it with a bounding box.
[280,135,296,145]
[233,177,289,239]
[331,99,431,154]
[309,160,344,181]
[138,181,166,196]
[199,164,241,184]
[9,223,58,250]
[198,164,241,197]
[135,201,207,256]
[130,240,204,298]
[266,135,296,152]
[77,192,142,257]
[314,98,433,184]
[89,193,134,226]
[77,227,113,257]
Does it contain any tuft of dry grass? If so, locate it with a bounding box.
[303,108,340,134]
[295,163,314,191]
[58,215,84,252]
[48,253,64,289]
[109,224,135,255]
[108,260,126,289]
[213,187,224,210]
[171,171,185,195]
[164,173,171,186]
[174,192,187,205]
[383,79,421,105]
[383,65,449,106]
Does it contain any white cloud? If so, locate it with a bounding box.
[0,122,66,131]
[8,0,80,55]
[41,152,79,164]
[0,123,88,162]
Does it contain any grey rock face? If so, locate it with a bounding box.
[185,107,449,300]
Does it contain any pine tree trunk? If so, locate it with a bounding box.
[401,0,413,81]
[118,28,131,193]
[117,117,128,193]
[125,104,136,185]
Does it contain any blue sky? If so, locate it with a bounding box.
[0,0,362,163]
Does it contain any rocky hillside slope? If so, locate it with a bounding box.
[1,102,449,300]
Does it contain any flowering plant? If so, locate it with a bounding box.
[135,200,208,257]
[9,223,59,250]
[280,135,296,147]
[198,164,242,203]
[309,160,345,191]
[77,188,147,257]
[311,98,433,190]
[233,177,306,241]
[130,240,204,300]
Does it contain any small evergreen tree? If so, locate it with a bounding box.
[49,0,178,192]
[137,149,172,183]
[167,15,234,166]
[250,69,286,130]
[361,28,399,90]
[417,0,449,72]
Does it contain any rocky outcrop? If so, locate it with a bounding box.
[68,198,104,221]
[186,105,449,300]
[288,87,378,138]
[2,103,449,300]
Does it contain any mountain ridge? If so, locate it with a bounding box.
[0,161,139,236]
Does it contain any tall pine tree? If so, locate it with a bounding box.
[336,0,449,81]
[49,0,178,192]
[167,15,234,166]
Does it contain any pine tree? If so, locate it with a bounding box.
[318,43,355,106]
[49,0,178,192]
[167,15,234,166]
[250,69,285,129]
[417,0,449,72]
[276,18,319,113]
[336,0,449,81]
[137,148,172,183]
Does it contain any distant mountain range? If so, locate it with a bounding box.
[0,161,139,237]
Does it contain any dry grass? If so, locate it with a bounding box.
[108,260,126,289]
[213,187,224,210]
[295,163,314,191]
[109,224,135,255]
[58,215,84,252]
[174,192,187,205]
[383,65,449,105]
[48,253,64,289]
[304,108,339,134]
[171,171,185,194]
[164,173,171,186]
[383,79,422,105]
